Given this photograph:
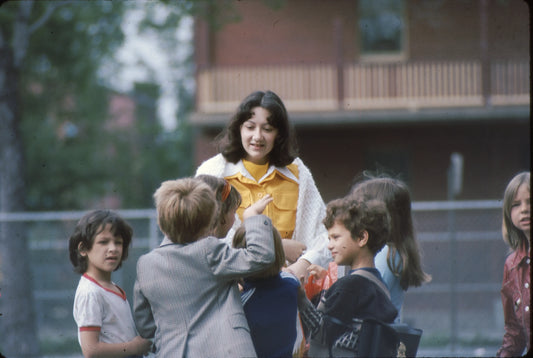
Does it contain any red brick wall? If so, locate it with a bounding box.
[195,0,529,65]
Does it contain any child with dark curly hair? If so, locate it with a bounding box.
[298,198,397,357]
[69,209,151,358]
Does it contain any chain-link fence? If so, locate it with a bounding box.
[404,200,506,356]
[0,209,159,357]
[0,200,507,357]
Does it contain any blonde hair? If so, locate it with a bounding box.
[232,225,285,279]
[153,178,217,243]
[502,171,530,251]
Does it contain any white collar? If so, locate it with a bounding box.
[224,160,299,183]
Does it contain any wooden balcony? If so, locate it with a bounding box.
[194,60,529,120]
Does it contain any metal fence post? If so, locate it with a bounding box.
[149,215,159,249]
[447,152,463,352]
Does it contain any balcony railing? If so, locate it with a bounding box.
[344,61,482,110]
[491,60,530,105]
[196,60,529,114]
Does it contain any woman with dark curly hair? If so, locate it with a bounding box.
[196,90,330,279]
[196,90,330,355]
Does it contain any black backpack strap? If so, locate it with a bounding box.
[350,269,391,300]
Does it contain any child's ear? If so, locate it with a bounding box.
[358,230,369,247]
[78,242,88,256]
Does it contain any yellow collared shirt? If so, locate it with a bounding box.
[226,160,299,239]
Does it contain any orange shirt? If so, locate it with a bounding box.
[226,159,299,239]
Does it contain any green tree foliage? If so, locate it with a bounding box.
[102,83,195,208]
[0,1,200,355]
[16,1,126,210]
[0,1,236,354]
[13,1,199,210]
[1,2,131,354]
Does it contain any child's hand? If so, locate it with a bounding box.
[285,259,311,284]
[243,194,273,219]
[131,336,152,356]
[307,264,328,280]
[282,239,307,263]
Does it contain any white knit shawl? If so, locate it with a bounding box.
[196,154,331,268]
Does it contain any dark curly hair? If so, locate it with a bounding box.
[216,90,298,167]
[68,210,133,274]
[323,198,391,255]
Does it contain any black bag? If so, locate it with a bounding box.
[323,317,423,358]
[317,270,423,357]
[349,270,424,357]
[387,322,423,358]
[322,317,397,358]
[356,318,400,357]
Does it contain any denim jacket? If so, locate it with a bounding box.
[497,245,531,357]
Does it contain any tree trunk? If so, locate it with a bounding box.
[0,2,40,356]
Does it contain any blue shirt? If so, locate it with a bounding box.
[241,271,300,358]
[375,245,404,321]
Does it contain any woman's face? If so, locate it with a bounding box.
[240,107,278,165]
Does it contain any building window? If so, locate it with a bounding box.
[358,0,407,61]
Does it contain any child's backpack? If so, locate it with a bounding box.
[323,269,423,357]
